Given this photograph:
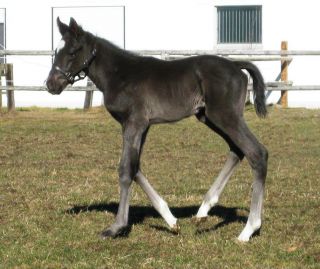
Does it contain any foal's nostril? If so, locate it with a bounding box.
[46,79,53,92]
[46,74,66,95]
[46,77,58,94]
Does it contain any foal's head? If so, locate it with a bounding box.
[46,17,96,95]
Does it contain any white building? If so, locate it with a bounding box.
[1,0,320,108]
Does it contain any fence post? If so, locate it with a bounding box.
[280,41,288,108]
[83,79,93,110]
[0,64,3,110]
[6,64,15,112]
[0,80,2,110]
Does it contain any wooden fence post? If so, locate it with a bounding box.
[0,80,2,110]
[6,64,15,112]
[280,41,288,108]
[0,64,3,110]
[83,79,93,110]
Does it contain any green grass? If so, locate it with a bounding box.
[0,106,319,268]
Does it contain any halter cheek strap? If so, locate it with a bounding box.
[55,47,97,85]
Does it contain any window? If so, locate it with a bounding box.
[0,9,5,63]
[217,5,262,44]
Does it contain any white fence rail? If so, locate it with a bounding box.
[1,49,320,56]
[1,45,320,110]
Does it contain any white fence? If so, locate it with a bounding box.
[1,44,320,110]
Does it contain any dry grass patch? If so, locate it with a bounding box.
[0,106,319,268]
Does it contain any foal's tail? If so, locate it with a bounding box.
[235,61,267,118]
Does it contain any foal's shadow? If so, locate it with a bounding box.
[66,202,248,236]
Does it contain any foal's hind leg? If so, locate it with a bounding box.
[207,113,268,242]
[195,151,241,220]
[194,115,244,221]
[234,122,268,242]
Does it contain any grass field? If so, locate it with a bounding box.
[0,106,319,268]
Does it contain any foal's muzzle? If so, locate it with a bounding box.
[46,72,68,95]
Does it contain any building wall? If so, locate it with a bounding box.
[1,0,320,108]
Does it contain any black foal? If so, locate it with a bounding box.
[46,18,268,242]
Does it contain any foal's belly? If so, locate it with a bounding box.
[147,91,205,124]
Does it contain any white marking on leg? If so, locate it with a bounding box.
[238,219,261,242]
[135,171,177,228]
[157,199,177,228]
[196,152,240,219]
[196,196,218,218]
[55,39,65,54]
[238,170,265,242]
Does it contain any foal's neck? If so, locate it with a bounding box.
[86,34,136,92]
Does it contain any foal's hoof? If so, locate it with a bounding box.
[100,229,118,239]
[100,226,129,239]
[170,223,181,234]
[191,216,208,225]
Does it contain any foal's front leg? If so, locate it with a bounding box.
[101,122,146,238]
[135,171,179,231]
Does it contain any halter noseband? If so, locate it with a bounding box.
[55,47,97,85]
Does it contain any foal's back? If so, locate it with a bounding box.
[118,54,247,124]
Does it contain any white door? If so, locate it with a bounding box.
[0,9,5,63]
[52,6,125,49]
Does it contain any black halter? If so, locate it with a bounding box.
[55,47,97,85]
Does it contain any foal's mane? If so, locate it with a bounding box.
[84,29,139,61]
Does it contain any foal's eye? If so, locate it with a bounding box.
[68,51,76,58]
[69,46,82,58]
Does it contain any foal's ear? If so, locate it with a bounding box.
[57,17,68,36]
[69,17,80,37]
